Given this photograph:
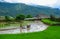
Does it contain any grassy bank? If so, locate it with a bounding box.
[0,26,60,39]
[41,19,60,25]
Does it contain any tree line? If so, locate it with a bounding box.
[50,14,60,22]
[4,14,32,22]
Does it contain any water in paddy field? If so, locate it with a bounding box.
[0,21,48,34]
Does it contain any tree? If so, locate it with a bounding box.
[15,14,25,32]
[16,14,25,26]
[26,15,32,18]
[5,16,11,25]
[5,16,10,21]
[56,18,60,22]
[16,14,25,20]
[50,14,55,21]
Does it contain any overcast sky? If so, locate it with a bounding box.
[0,0,60,8]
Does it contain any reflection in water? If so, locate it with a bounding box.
[27,25,30,31]
[19,25,31,32]
[0,21,48,34]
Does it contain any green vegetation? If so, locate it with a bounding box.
[15,14,25,21]
[0,26,60,39]
[50,14,60,22]
[42,19,58,25]
[42,14,60,25]
[0,2,60,17]
[26,15,32,18]
[5,16,11,21]
[42,18,60,26]
[50,14,56,21]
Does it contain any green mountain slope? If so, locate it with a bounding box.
[0,2,60,17]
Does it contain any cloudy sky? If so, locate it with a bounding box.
[0,0,60,8]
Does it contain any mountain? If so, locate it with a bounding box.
[0,2,60,17]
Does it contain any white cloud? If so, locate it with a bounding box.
[1,0,57,7]
[53,0,60,8]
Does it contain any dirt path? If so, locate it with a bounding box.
[0,21,48,34]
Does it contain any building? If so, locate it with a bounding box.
[25,14,50,20]
[36,14,50,19]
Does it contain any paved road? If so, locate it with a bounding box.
[0,21,48,34]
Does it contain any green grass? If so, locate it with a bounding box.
[0,26,60,39]
[42,19,58,25]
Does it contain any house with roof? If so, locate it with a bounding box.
[25,14,50,20]
[36,14,50,19]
